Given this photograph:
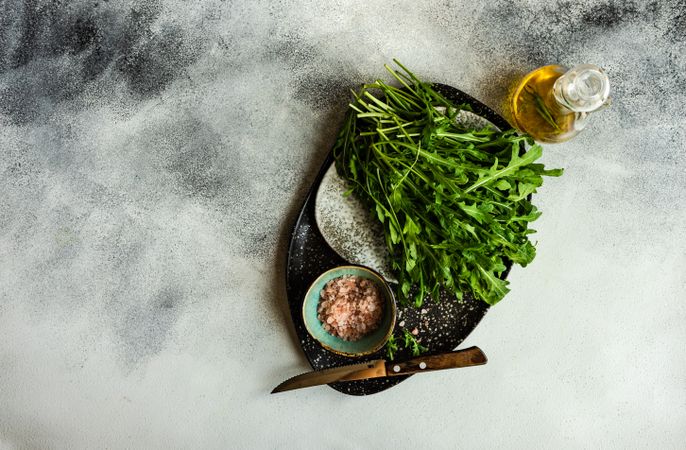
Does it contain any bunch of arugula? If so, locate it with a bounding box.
[333,60,563,307]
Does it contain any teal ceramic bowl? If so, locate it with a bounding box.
[302,265,397,357]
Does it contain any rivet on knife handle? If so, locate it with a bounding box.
[385,346,487,377]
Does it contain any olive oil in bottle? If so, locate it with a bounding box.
[510,64,611,143]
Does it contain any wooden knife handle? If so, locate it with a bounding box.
[385,346,487,377]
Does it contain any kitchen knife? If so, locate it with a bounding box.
[271,346,487,394]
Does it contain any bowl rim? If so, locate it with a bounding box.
[302,264,397,357]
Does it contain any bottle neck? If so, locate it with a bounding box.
[553,64,610,113]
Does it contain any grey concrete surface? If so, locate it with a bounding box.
[1,0,685,448]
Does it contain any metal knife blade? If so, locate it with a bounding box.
[271,360,387,393]
[271,346,487,394]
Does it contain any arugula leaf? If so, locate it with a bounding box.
[386,333,399,360]
[403,329,428,356]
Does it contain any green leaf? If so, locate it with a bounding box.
[408,242,417,259]
[464,145,543,194]
[476,264,511,305]
[376,204,386,222]
[543,168,564,176]
[389,221,399,244]
[401,279,411,297]
[385,333,398,360]
[520,182,537,196]
[348,157,357,178]
[401,329,428,356]
[458,202,490,224]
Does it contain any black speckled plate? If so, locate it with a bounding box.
[285,83,511,396]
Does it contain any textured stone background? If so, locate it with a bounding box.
[1,0,685,448]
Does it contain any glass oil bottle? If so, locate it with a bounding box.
[510,64,611,143]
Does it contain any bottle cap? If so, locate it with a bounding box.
[553,64,610,113]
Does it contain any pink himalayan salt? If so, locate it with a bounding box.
[317,275,384,341]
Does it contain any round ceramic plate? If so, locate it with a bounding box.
[314,109,500,281]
